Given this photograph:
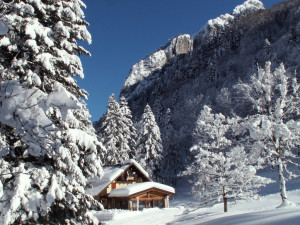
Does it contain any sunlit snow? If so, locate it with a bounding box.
[94,189,300,225]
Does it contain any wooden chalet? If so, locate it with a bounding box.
[86,159,175,210]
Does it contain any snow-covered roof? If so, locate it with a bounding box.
[85,159,150,196]
[108,182,175,197]
[121,159,149,178]
[85,164,127,196]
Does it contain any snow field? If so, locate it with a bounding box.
[94,207,184,225]
[94,189,300,225]
[170,189,300,225]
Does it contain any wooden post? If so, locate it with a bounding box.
[164,196,169,208]
[136,197,139,211]
[128,199,133,211]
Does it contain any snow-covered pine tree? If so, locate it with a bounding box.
[98,94,130,165]
[236,62,300,207]
[183,145,273,212]
[193,105,232,152]
[0,1,104,224]
[136,104,163,181]
[119,96,137,158]
[182,106,273,212]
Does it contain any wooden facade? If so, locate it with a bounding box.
[87,160,175,211]
[100,188,172,210]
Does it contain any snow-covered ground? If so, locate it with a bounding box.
[94,207,184,225]
[170,189,300,225]
[94,189,300,225]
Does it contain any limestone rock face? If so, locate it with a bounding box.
[123,49,167,89]
[123,34,193,89]
[164,34,193,58]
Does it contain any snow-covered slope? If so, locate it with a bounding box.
[113,0,300,185]
[170,189,300,225]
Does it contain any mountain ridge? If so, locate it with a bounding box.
[96,0,300,184]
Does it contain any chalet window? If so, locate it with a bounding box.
[114,200,128,209]
[115,200,120,209]
[107,199,113,209]
[159,200,164,208]
[120,200,128,209]
[127,175,134,181]
[139,201,146,209]
[132,201,137,210]
[153,200,164,208]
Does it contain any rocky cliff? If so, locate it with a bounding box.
[123,34,193,89]
[98,0,300,184]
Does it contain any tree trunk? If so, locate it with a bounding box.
[223,197,228,212]
[223,186,228,212]
[278,157,288,204]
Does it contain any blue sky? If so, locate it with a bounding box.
[79,0,284,121]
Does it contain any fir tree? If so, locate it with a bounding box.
[136,104,163,180]
[119,96,137,158]
[98,94,130,165]
[0,1,103,224]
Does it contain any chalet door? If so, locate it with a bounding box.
[112,182,116,189]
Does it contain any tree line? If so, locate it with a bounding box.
[96,95,164,181]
